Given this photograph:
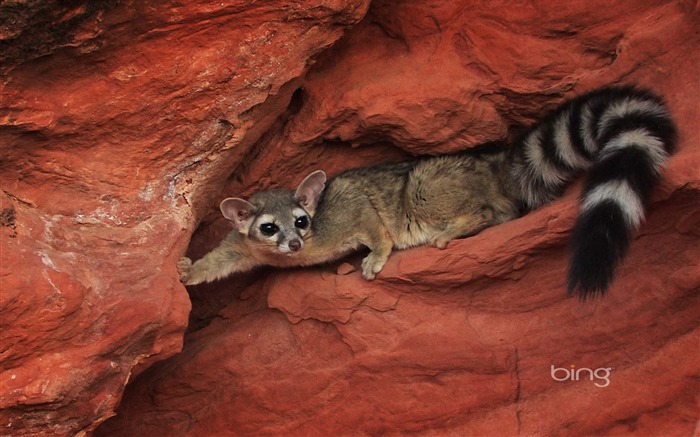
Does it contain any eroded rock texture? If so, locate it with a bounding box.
[1,0,698,436]
[0,0,369,435]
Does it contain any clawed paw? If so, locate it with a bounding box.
[361,253,387,280]
[431,238,450,249]
[177,257,192,283]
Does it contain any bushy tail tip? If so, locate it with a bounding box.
[567,200,632,300]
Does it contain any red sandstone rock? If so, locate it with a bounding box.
[97,1,699,435]
[0,1,369,435]
[1,0,698,436]
[98,186,700,437]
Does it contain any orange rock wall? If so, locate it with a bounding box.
[0,1,369,435]
[1,0,698,436]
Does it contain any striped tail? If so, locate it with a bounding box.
[508,86,677,299]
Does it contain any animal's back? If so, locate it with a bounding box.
[313,150,518,250]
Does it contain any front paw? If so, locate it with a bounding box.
[431,237,451,249]
[361,253,387,280]
[177,257,192,283]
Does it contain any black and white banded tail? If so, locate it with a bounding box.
[508,86,677,299]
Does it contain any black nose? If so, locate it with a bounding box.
[288,239,301,252]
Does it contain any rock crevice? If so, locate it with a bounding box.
[1,0,698,436]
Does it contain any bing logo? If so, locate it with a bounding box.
[550,364,611,388]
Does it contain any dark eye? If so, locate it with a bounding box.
[259,223,279,236]
[295,216,309,229]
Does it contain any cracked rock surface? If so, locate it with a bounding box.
[1,0,698,436]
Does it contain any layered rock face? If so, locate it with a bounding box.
[0,1,369,435]
[1,1,698,436]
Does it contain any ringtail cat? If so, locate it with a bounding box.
[178,86,676,298]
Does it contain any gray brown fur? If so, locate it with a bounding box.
[179,149,518,284]
[179,86,676,298]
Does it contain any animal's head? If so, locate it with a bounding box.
[219,170,326,255]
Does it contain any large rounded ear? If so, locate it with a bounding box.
[294,170,326,215]
[220,198,256,232]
